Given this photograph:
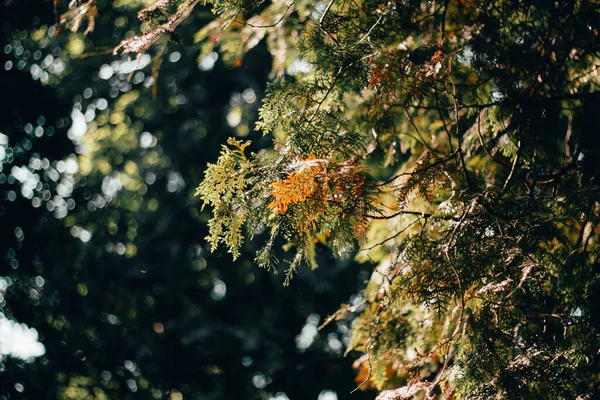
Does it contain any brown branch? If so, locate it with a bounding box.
[499,140,520,196]
[356,216,425,252]
[404,107,435,153]
[370,151,455,188]
[366,209,461,221]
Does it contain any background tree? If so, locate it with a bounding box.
[0,0,373,399]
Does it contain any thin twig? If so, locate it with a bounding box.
[355,13,384,46]
[356,216,425,252]
[499,140,520,196]
[243,1,295,28]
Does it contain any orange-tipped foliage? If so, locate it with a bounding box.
[268,156,327,215]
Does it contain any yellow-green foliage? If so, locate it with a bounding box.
[196,138,251,260]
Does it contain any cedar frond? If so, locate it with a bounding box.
[268,155,327,215]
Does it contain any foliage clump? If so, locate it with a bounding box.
[196,138,252,260]
[196,138,374,284]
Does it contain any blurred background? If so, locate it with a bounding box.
[0,0,374,398]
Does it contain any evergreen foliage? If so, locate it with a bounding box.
[55,0,600,398]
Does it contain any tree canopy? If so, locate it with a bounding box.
[2,0,600,399]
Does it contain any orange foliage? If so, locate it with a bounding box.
[268,156,327,215]
[269,156,372,241]
[368,61,391,89]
